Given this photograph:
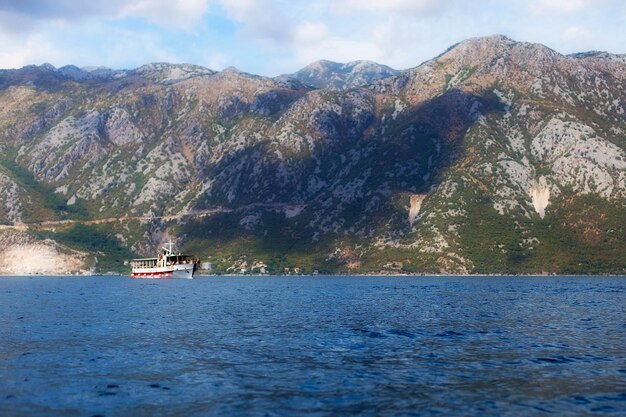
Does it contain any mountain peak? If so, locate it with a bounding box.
[19,63,57,72]
[221,66,242,74]
[440,34,514,56]
[464,34,513,44]
[285,59,399,90]
[432,34,562,76]
[39,63,57,71]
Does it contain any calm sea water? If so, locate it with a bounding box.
[0,275,624,416]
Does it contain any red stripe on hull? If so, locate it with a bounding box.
[131,272,174,279]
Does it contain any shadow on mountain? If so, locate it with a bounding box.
[251,87,313,119]
[181,88,504,251]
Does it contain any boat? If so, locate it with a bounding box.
[130,240,199,279]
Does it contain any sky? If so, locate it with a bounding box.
[0,0,624,76]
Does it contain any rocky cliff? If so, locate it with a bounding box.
[0,35,624,274]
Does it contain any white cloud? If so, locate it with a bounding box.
[563,25,593,42]
[340,0,452,15]
[217,0,293,43]
[98,29,182,67]
[121,0,211,29]
[0,31,61,68]
[0,21,180,69]
[216,0,256,21]
[294,22,329,44]
[529,0,615,14]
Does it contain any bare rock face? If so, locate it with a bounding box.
[0,231,87,275]
[0,243,85,275]
[408,194,426,226]
[103,107,144,146]
[0,35,624,274]
[529,181,550,219]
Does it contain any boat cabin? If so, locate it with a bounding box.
[131,241,197,269]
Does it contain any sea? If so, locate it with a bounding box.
[0,275,624,416]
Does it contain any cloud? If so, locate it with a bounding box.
[562,25,593,42]
[0,10,39,34]
[0,31,61,68]
[0,0,211,30]
[340,0,453,15]
[0,20,181,69]
[121,0,211,29]
[96,28,183,68]
[294,22,329,45]
[529,0,615,14]
[217,0,293,43]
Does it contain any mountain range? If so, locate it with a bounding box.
[0,35,624,275]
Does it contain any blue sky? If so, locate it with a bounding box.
[0,0,624,75]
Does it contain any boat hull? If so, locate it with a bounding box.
[131,264,194,279]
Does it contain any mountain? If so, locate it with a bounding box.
[0,35,624,275]
[279,59,400,90]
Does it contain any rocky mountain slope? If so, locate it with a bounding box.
[0,35,624,274]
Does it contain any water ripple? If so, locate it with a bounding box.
[0,275,624,416]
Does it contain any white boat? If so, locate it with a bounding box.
[130,241,198,279]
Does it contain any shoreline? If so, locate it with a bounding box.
[1,273,625,278]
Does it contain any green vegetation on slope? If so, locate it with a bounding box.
[37,224,135,273]
[457,189,626,274]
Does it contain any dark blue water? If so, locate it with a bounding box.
[0,276,624,416]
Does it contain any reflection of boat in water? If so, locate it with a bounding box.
[131,241,199,279]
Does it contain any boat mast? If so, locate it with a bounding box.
[162,238,174,256]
